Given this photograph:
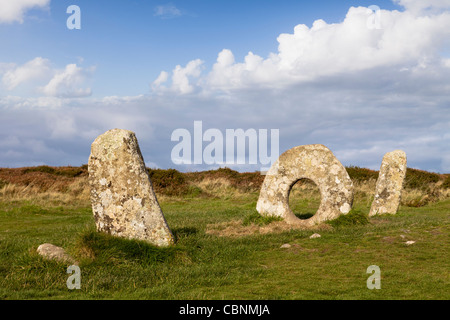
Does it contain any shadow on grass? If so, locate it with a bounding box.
[294,213,315,220]
[294,210,369,226]
[172,227,199,241]
[76,231,180,266]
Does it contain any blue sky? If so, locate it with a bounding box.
[1,0,450,173]
[0,0,401,97]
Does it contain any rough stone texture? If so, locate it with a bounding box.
[256,144,354,227]
[369,150,407,216]
[88,129,174,247]
[37,243,76,264]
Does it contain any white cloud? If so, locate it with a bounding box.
[1,58,95,97]
[443,58,450,68]
[2,57,51,90]
[40,63,94,98]
[154,4,183,19]
[1,2,450,173]
[0,0,50,24]
[141,3,450,172]
[0,62,16,74]
[101,95,146,105]
[154,60,204,94]
[3,66,450,171]
[151,71,169,90]
[171,59,203,94]
[394,0,450,13]
[153,5,450,93]
[4,96,63,109]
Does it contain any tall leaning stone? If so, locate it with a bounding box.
[88,129,174,247]
[369,150,407,216]
[256,144,354,227]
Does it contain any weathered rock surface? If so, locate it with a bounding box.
[256,144,354,227]
[37,243,76,264]
[88,129,174,247]
[369,150,407,216]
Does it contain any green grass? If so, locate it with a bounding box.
[327,209,370,228]
[242,212,283,226]
[0,195,448,300]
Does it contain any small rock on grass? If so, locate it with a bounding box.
[310,233,321,239]
[280,243,291,249]
[405,241,416,246]
[37,243,77,264]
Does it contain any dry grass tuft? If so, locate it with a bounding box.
[0,165,449,207]
[206,219,333,238]
[0,170,90,206]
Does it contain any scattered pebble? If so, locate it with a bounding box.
[405,241,416,246]
[280,243,291,249]
[310,233,321,239]
[37,243,77,264]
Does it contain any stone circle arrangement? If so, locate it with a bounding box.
[87,129,407,247]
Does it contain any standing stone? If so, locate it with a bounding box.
[88,129,174,247]
[369,150,407,216]
[256,144,354,227]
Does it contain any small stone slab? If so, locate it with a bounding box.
[369,150,407,216]
[88,129,174,247]
[256,144,354,227]
[37,243,76,264]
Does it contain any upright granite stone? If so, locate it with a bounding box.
[256,144,354,227]
[88,129,174,247]
[369,150,407,216]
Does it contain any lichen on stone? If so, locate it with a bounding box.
[88,129,174,247]
[369,150,407,216]
[256,144,354,227]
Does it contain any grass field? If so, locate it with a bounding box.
[0,166,448,300]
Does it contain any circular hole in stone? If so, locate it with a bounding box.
[288,178,321,220]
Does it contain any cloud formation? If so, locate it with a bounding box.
[394,0,450,13]
[2,57,51,90]
[152,59,204,94]
[1,1,450,173]
[153,4,183,19]
[0,0,50,24]
[153,6,450,92]
[40,64,94,98]
[146,2,450,172]
[0,58,94,98]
